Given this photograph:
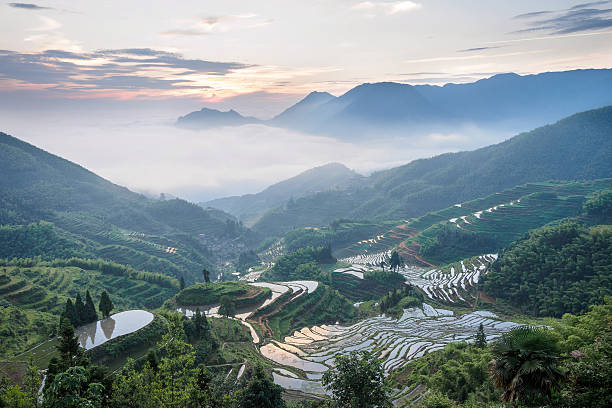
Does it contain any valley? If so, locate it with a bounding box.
[1,99,611,408]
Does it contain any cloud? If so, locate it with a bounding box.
[29,16,61,31]
[570,1,612,9]
[0,105,511,202]
[352,1,422,16]
[457,46,504,53]
[0,48,252,97]
[513,11,554,19]
[514,3,612,34]
[162,14,273,37]
[404,50,544,64]
[8,2,51,10]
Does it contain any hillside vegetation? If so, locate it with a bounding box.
[203,163,360,225]
[172,282,271,308]
[0,258,177,358]
[481,221,612,317]
[0,132,259,282]
[253,106,612,238]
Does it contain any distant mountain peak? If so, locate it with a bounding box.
[176,106,259,129]
[202,162,360,225]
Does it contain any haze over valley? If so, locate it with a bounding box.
[1,1,611,407]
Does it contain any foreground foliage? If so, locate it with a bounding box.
[322,351,391,408]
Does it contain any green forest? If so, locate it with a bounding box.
[481,221,612,317]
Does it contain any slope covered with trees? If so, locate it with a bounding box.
[0,132,258,282]
[253,106,612,238]
[203,163,360,226]
[481,221,612,317]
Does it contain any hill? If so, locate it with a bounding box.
[481,221,612,317]
[203,163,361,225]
[175,107,260,129]
[0,257,177,358]
[0,131,257,282]
[272,91,335,128]
[252,106,612,238]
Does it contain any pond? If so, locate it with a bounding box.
[75,310,154,350]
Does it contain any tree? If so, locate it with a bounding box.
[489,326,565,406]
[0,378,29,408]
[322,350,391,408]
[475,323,487,348]
[389,251,401,272]
[57,317,81,366]
[43,366,103,408]
[62,299,78,327]
[98,291,113,318]
[84,290,97,323]
[179,276,185,290]
[22,358,41,408]
[237,365,285,408]
[380,260,386,271]
[145,350,159,373]
[74,294,86,326]
[219,295,236,317]
[202,268,210,283]
[193,308,209,336]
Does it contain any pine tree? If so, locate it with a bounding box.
[62,299,78,327]
[202,268,210,283]
[74,293,86,326]
[179,276,185,290]
[475,323,487,348]
[99,291,114,318]
[57,317,81,366]
[85,290,98,323]
[389,251,401,272]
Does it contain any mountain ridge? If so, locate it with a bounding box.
[202,162,361,225]
[250,105,612,237]
[176,69,612,139]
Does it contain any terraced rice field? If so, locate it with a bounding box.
[0,263,176,313]
[179,280,320,344]
[337,251,497,306]
[261,303,520,397]
[334,179,612,266]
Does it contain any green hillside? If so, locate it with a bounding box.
[0,132,258,282]
[0,258,178,358]
[333,179,612,265]
[481,221,612,317]
[253,106,612,238]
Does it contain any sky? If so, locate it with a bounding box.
[2,0,612,201]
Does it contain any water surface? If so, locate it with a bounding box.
[75,310,154,350]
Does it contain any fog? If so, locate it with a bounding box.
[0,105,513,202]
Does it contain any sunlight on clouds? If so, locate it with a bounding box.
[29,16,61,31]
[352,1,422,16]
[162,14,273,37]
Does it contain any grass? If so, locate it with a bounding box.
[329,271,405,302]
[173,282,271,307]
[0,258,177,360]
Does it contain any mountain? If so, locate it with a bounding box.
[272,91,336,127]
[176,107,260,129]
[0,131,258,282]
[203,163,361,225]
[177,69,612,139]
[251,105,612,237]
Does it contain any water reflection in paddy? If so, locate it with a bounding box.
[75,310,154,350]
